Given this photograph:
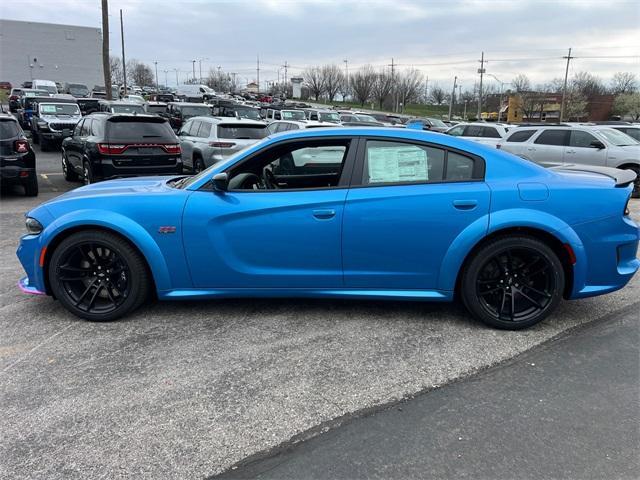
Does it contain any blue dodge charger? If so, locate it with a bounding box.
[17,127,640,329]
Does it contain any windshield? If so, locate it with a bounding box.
[69,84,89,95]
[37,85,57,94]
[282,110,306,120]
[234,107,261,120]
[355,114,377,122]
[111,104,145,114]
[40,103,80,115]
[181,106,211,117]
[319,112,341,122]
[428,118,447,128]
[596,128,639,146]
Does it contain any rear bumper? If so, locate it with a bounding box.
[568,215,640,299]
[94,157,183,179]
[0,166,35,183]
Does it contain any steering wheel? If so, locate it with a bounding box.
[263,168,279,189]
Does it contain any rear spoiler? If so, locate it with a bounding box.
[551,164,637,188]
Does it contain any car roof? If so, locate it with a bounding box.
[168,102,210,107]
[187,116,264,126]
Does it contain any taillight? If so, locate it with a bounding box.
[15,140,29,153]
[163,144,181,154]
[97,143,127,154]
[208,142,236,148]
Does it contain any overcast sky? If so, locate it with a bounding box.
[1,0,639,90]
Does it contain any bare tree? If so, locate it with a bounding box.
[372,69,393,109]
[396,69,424,111]
[322,64,344,102]
[303,66,325,101]
[205,68,230,92]
[109,56,124,86]
[611,72,638,95]
[350,65,376,106]
[126,60,154,86]
[572,71,607,99]
[564,88,588,121]
[511,74,531,93]
[429,84,446,105]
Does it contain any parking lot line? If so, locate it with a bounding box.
[39,173,60,191]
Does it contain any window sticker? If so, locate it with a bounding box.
[367,145,428,183]
[41,105,58,113]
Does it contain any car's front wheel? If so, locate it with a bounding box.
[48,230,150,321]
[461,236,564,330]
[62,151,79,181]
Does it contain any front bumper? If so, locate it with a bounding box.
[17,230,49,296]
[18,277,45,295]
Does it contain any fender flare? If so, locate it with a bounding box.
[437,208,587,294]
[42,208,172,292]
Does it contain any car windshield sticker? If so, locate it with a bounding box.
[41,105,58,113]
[367,145,428,183]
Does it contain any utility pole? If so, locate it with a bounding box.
[559,47,573,122]
[477,51,485,120]
[101,0,112,100]
[424,76,429,104]
[174,68,179,86]
[120,9,127,96]
[199,60,203,83]
[282,61,289,98]
[458,84,462,114]
[192,60,196,83]
[256,55,260,95]
[154,61,158,90]
[389,58,395,112]
[448,76,457,121]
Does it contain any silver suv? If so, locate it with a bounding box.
[178,117,267,173]
[498,125,640,196]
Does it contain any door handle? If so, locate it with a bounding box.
[527,147,536,151]
[312,209,336,219]
[453,199,478,210]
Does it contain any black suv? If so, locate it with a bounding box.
[0,114,38,196]
[61,114,182,184]
[166,102,212,131]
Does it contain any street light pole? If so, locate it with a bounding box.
[120,9,127,96]
[477,51,485,120]
[174,68,179,86]
[448,76,457,121]
[163,69,169,88]
[192,60,196,83]
[154,61,158,90]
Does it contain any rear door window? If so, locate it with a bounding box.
[506,130,536,142]
[363,140,445,185]
[482,127,502,138]
[197,122,212,138]
[534,129,570,146]
[463,125,484,137]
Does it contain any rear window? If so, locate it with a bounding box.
[146,105,167,114]
[111,104,145,114]
[217,125,267,139]
[506,130,536,142]
[106,119,176,142]
[0,120,20,139]
[179,106,211,117]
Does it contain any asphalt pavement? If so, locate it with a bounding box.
[216,304,639,480]
[1,143,639,479]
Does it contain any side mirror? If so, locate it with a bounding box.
[590,140,605,149]
[212,172,228,192]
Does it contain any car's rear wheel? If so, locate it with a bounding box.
[193,156,205,174]
[31,129,39,144]
[461,236,564,330]
[62,151,78,181]
[40,137,49,152]
[83,160,94,185]
[48,230,150,321]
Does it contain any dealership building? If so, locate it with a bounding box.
[0,19,104,89]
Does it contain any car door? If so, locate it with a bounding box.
[181,136,357,288]
[564,129,608,167]
[342,138,490,289]
[528,129,570,166]
[179,120,197,170]
[65,118,86,173]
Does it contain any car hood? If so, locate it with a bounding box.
[45,176,178,204]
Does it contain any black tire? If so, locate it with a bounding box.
[193,156,205,174]
[23,173,39,196]
[460,236,565,330]
[48,230,150,321]
[626,166,640,198]
[83,160,94,185]
[32,129,39,144]
[62,151,79,181]
[40,137,49,152]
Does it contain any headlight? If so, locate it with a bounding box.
[25,217,43,235]
[37,121,49,129]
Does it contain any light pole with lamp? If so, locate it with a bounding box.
[486,73,511,122]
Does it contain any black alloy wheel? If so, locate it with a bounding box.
[62,151,78,181]
[461,236,564,330]
[49,230,150,321]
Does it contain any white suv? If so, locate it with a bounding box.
[498,125,640,196]
[445,122,510,147]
